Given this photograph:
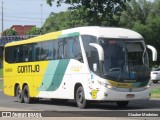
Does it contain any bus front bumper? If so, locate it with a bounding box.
[88,87,151,101]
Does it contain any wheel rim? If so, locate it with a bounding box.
[16,87,21,100]
[24,89,29,101]
[78,91,84,104]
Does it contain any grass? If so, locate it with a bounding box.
[151,89,160,98]
[0,68,3,78]
[0,68,3,91]
[0,80,3,91]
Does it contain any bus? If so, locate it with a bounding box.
[3,26,157,108]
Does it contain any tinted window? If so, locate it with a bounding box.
[64,37,83,62]
[5,37,82,63]
[81,35,97,70]
[57,39,64,59]
[35,42,41,61]
[5,47,13,63]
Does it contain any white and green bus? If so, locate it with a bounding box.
[4,26,157,108]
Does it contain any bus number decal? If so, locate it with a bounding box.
[92,90,99,99]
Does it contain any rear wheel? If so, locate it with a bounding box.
[116,101,129,108]
[76,86,87,109]
[153,80,158,83]
[15,85,23,103]
[23,85,33,104]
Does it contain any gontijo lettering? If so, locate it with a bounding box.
[17,65,40,73]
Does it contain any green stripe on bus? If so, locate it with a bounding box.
[38,60,70,91]
[58,32,79,38]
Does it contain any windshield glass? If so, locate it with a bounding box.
[100,39,125,72]
[99,38,150,83]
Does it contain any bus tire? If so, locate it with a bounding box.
[116,101,129,108]
[76,86,87,109]
[23,85,33,104]
[16,85,24,103]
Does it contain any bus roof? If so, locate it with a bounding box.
[63,26,143,39]
[5,26,143,47]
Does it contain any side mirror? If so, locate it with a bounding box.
[147,45,157,61]
[89,43,104,61]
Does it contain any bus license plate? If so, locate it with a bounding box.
[126,94,135,98]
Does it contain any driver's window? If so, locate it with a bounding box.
[81,35,99,73]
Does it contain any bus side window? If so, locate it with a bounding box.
[63,37,83,62]
[5,47,13,63]
[72,37,83,62]
[53,40,58,60]
[13,46,18,63]
[23,45,29,62]
[41,41,54,60]
[35,42,41,61]
[57,39,64,59]
[17,46,24,62]
[28,44,34,62]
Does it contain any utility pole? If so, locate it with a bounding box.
[1,1,3,33]
[40,4,43,27]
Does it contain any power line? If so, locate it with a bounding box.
[4,15,42,20]
[2,19,42,23]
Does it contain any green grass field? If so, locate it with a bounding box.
[0,68,3,78]
[151,89,160,98]
[0,80,3,91]
[0,68,3,91]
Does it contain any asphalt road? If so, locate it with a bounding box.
[0,82,159,110]
[0,82,159,119]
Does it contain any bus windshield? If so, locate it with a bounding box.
[99,38,150,83]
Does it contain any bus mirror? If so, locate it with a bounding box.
[147,45,157,61]
[89,43,104,61]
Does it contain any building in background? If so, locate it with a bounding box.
[11,25,35,35]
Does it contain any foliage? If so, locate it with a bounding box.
[46,0,131,26]
[0,80,3,91]
[42,11,88,33]
[0,69,2,78]
[119,0,160,65]
[26,27,41,35]
[1,29,17,36]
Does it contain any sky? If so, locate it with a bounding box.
[0,0,68,33]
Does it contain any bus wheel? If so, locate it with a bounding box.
[76,86,87,109]
[116,101,129,108]
[23,85,32,104]
[16,85,23,103]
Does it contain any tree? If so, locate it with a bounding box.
[119,0,152,28]
[1,29,17,36]
[42,11,88,33]
[46,0,131,26]
[26,27,41,35]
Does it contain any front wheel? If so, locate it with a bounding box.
[116,101,129,108]
[76,86,87,109]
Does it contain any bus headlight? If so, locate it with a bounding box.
[98,80,115,89]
